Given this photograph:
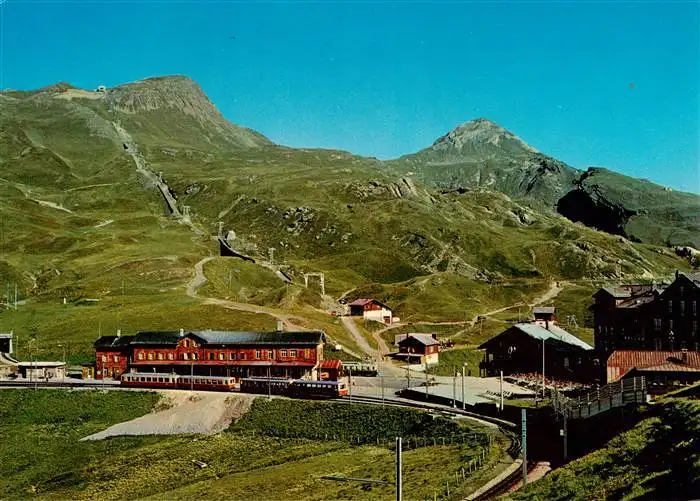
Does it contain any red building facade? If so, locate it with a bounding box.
[94,330,325,380]
[94,336,132,379]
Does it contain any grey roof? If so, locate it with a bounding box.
[533,307,555,315]
[601,286,632,299]
[682,272,700,287]
[479,323,593,351]
[130,330,324,346]
[94,336,134,349]
[18,361,66,367]
[398,333,439,347]
[512,323,593,351]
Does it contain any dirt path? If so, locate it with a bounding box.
[81,391,255,440]
[340,317,378,358]
[186,257,308,331]
[373,281,565,338]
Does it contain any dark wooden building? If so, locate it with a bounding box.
[592,272,700,360]
[478,322,594,381]
[94,330,325,380]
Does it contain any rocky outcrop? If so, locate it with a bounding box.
[556,187,636,236]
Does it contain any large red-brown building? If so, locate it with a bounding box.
[94,330,325,380]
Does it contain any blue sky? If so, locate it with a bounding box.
[1,1,698,193]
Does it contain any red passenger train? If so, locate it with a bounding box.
[120,373,349,399]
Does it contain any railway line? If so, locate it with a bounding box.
[2,380,531,497]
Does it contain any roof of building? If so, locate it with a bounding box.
[348,298,391,310]
[130,330,324,346]
[398,333,439,347]
[479,323,593,351]
[17,361,66,367]
[94,335,134,349]
[0,332,13,339]
[681,272,700,287]
[607,350,700,374]
[533,307,555,315]
[320,359,343,370]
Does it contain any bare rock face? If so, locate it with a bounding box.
[431,117,540,155]
[105,76,270,149]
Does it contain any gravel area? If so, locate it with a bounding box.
[81,391,254,441]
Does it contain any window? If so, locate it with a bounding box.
[668,300,673,313]
[147,352,154,360]
[239,352,246,360]
[669,319,674,331]
[102,355,107,363]
[290,349,297,358]
[654,339,662,350]
[183,353,189,360]
[137,352,144,360]
[113,355,119,363]
[654,318,662,331]
[281,349,287,358]
[209,352,215,360]
[184,339,190,348]
[267,350,273,359]
[681,301,685,315]
[564,357,570,368]
[305,349,310,359]
[230,352,236,360]
[694,301,697,316]
[219,353,225,360]
[255,350,261,359]
[693,321,698,333]
[680,286,685,296]
[157,353,164,360]
[192,353,198,360]
[167,353,173,360]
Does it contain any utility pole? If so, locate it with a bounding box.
[500,370,504,412]
[348,368,352,397]
[268,365,272,401]
[14,283,17,310]
[562,413,568,460]
[461,369,465,410]
[521,409,528,485]
[190,362,193,391]
[542,339,546,398]
[395,437,403,501]
[452,366,457,408]
[381,374,385,406]
[425,370,429,399]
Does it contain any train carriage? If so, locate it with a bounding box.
[239,377,293,396]
[290,379,349,399]
[121,373,236,391]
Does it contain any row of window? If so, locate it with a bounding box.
[131,349,312,362]
[598,319,698,334]
[667,300,697,315]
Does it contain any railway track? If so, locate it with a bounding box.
[471,461,538,500]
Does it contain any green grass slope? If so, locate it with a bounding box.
[509,399,700,501]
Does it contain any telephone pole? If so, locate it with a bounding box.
[395,437,403,501]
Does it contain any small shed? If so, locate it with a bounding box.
[348,298,393,324]
[319,359,343,381]
[18,361,66,380]
[533,306,556,325]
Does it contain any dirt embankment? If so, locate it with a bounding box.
[81,391,254,441]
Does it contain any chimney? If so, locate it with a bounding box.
[179,328,184,337]
[116,329,121,338]
[545,320,550,331]
[682,348,688,364]
[277,320,284,332]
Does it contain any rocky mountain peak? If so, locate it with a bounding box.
[431,117,539,155]
[104,75,270,148]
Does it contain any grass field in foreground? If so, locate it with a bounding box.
[0,390,512,500]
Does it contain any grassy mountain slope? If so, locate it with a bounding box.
[0,76,692,360]
[391,119,700,248]
[510,398,700,501]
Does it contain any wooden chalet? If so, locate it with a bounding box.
[347,298,393,324]
[392,333,440,365]
[478,322,595,381]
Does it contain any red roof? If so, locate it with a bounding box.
[320,359,342,370]
[608,350,700,376]
[348,298,392,311]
